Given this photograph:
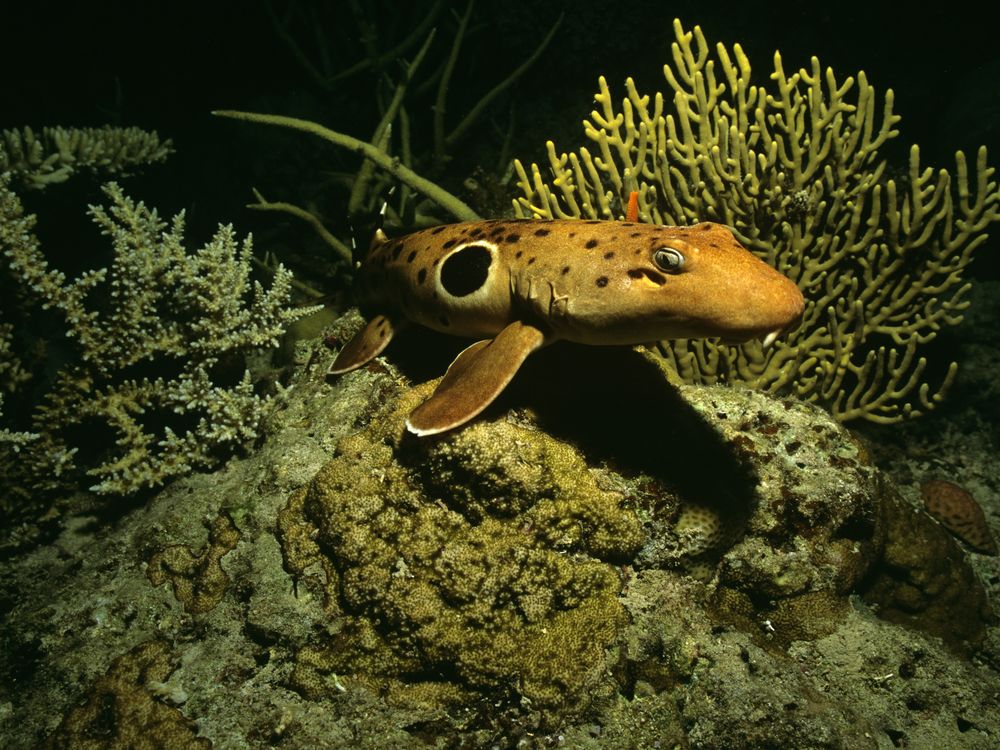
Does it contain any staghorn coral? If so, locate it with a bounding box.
[921,478,997,555]
[513,19,1000,423]
[0,125,172,190]
[0,174,322,498]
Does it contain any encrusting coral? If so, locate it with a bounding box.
[0,169,322,500]
[277,381,644,724]
[38,640,210,750]
[514,19,1000,423]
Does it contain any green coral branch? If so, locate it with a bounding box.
[266,0,446,89]
[443,11,564,154]
[213,109,480,223]
[245,188,353,265]
[349,27,437,220]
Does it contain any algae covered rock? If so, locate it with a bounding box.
[277,381,644,723]
[272,341,995,740]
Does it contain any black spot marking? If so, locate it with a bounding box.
[515,251,523,259]
[604,251,615,259]
[407,251,417,263]
[584,220,602,224]
[442,238,458,249]
[439,315,450,327]
[534,228,551,237]
[489,226,505,237]
[431,226,446,234]
[586,239,599,249]
[440,243,493,297]
[432,258,440,266]
[701,224,712,230]
[505,233,521,243]
[528,257,536,265]
[708,242,719,249]
[561,266,571,275]
[627,269,644,279]
[630,232,642,238]
[391,244,404,260]
[417,268,427,284]
[569,232,576,238]
[596,276,609,288]
[470,227,485,238]
[622,222,635,227]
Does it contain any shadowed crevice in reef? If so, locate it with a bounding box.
[389,327,758,522]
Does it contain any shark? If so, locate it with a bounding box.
[329,211,804,436]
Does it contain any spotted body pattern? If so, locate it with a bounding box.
[331,218,804,435]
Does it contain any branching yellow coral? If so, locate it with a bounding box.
[514,19,1000,423]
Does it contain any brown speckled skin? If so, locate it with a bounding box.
[358,219,804,345]
[921,479,998,555]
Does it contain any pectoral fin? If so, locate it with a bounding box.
[406,321,547,436]
[328,314,403,374]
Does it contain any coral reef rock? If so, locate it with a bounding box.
[1,339,997,749]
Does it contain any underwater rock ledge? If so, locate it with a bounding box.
[1,332,997,749]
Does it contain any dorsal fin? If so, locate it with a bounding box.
[625,190,639,222]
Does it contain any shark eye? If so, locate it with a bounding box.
[652,247,685,273]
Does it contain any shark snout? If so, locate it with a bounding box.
[725,276,805,345]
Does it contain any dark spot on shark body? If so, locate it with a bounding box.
[440,243,493,297]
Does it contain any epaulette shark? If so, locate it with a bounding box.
[329,205,804,436]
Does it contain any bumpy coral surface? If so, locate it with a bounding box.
[1,333,997,748]
[278,384,644,722]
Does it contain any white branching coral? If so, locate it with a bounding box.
[514,19,1000,423]
[0,176,322,496]
[0,126,173,190]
